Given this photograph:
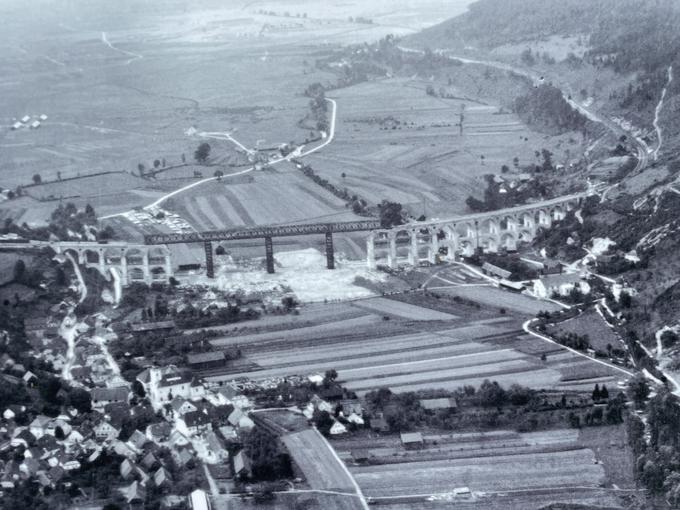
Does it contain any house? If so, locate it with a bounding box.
[419,397,458,411]
[22,371,37,386]
[178,409,212,436]
[12,428,36,448]
[121,480,146,508]
[330,421,347,435]
[169,398,197,417]
[146,422,172,443]
[154,466,172,488]
[3,405,26,421]
[39,114,48,121]
[173,446,194,467]
[120,458,137,480]
[186,351,226,370]
[232,451,251,479]
[91,386,129,409]
[94,420,120,441]
[127,430,148,453]
[482,262,512,280]
[189,489,211,510]
[30,120,41,129]
[337,399,363,417]
[532,272,591,299]
[141,451,158,471]
[204,432,229,464]
[400,432,424,449]
[20,116,30,124]
[11,122,22,130]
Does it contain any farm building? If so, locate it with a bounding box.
[186,351,226,370]
[482,262,512,280]
[419,397,458,411]
[11,122,22,130]
[400,432,424,449]
[351,450,369,464]
[21,116,30,123]
[91,386,129,409]
[189,489,211,510]
[499,279,525,292]
[30,121,40,129]
[39,114,48,121]
[533,272,590,299]
[130,320,176,334]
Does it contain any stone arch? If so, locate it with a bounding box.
[128,267,146,282]
[63,248,82,264]
[151,266,167,281]
[125,248,145,266]
[518,229,534,243]
[148,246,168,266]
[456,221,476,239]
[500,233,517,251]
[521,213,535,229]
[480,218,500,235]
[83,249,100,264]
[459,240,475,257]
[104,247,125,265]
[481,237,499,253]
[535,209,551,228]
[551,206,566,221]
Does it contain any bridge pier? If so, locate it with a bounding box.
[265,236,275,274]
[428,228,439,264]
[387,233,397,269]
[325,232,335,270]
[366,233,376,270]
[408,230,418,265]
[204,240,214,279]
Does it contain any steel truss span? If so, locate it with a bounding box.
[143,221,383,245]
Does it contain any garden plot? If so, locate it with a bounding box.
[352,448,605,498]
[352,297,459,321]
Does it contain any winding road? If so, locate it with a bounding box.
[98,98,337,221]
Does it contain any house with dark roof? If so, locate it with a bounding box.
[400,432,424,449]
[420,397,458,411]
[177,409,212,436]
[186,351,226,370]
[91,386,130,409]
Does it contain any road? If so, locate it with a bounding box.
[653,65,674,161]
[98,98,338,221]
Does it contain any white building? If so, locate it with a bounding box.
[532,272,591,299]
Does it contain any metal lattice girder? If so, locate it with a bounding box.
[144,220,382,245]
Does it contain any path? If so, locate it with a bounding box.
[653,65,673,161]
[101,32,143,65]
[99,98,338,221]
[60,252,88,381]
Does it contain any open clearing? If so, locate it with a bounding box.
[548,308,622,353]
[206,295,625,394]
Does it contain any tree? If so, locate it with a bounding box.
[194,143,211,163]
[323,369,338,386]
[57,171,62,180]
[592,384,602,402]
[627,373,650,406]
[13,259,26,282]
[378,200,404,228]
[132,380,146,398]
[600,384,609,400]
[313,409,334,436]
[153,159,161,169]
[32,174,42,185]
[478,380,507,408]
[137,163,145,176]
[214,169,224,181]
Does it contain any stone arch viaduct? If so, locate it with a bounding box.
[8,193,581,285]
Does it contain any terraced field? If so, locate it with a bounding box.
[205,295,627,394]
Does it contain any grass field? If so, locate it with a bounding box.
[548,308,622,353]
[206,296,626,394]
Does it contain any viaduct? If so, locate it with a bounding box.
[3,194,581,285]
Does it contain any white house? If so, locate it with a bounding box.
[532,272,591,299]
